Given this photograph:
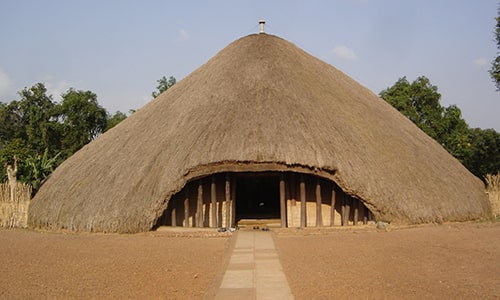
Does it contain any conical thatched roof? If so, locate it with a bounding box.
[29,33,490,233]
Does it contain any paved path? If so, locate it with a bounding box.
[215,230,294,300]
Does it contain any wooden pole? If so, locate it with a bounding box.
[171,198,176,227]
[340,193,345,226]
[315,178,322,227]
[353,198,359,226]
[231,178,236,227]
[211,175,217,228]
[290,173,296,227]
[197,181,203,227]
[184,186,190,227]
[344,196,351,226]
[225,174,231,229]
[290,173,296,206]
[330,184,336,226]
[280,174,286,228]
[363,206,368,225]
[300,174,306,228]
[285,173,291,227]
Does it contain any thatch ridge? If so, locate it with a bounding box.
[28,33,490,233]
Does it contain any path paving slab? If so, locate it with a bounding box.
[215,230,294,300]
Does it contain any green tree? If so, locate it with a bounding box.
[15,83,59,155]
[0,83,60,183]
[490,5,500,91]
[0,102,21,144]
[379,76,449,142]
[0,100,31,148]
[380,76,500,179]
[0,139,30,183]
[21,148,61,191]
[439,105,470,160]
[105,111,127,132]
[1,83,110,193]
[462,128,500,178]
[152,75,176,98]
[57,89,107,157]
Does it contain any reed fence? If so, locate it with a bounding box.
[485,173,500,218]
[0,182,32,228]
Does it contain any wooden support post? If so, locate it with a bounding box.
[280,174,286,228]
[300,174,306,228]
[315,178,322,227]
[290,173,296,206]
[344,196,351,226]
[290,174,296,227]
[285,173,291,226]
[211,176,217,228]
[171,198,176,227]
[353,198,359,226]
[225,174,231,229]
[363,206,368,225]
[231,178,236,227]
[197,181,203,227]
[184,187,190,227]
[330,185,336,227]
[340,193,345,226]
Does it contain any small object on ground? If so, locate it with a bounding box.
[218,228,227,232]
[262,227,270,231]
[376,221,388,230]
[253,226,260,230]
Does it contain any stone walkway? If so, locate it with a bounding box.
[215,230,294,299]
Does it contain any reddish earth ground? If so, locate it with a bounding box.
[274,222,500,300]
[0,229,231,299]
[0,222,499,299]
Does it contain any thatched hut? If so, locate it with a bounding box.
[28,33,490,233]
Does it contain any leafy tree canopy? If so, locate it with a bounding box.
[105,111,128,132]
[379,76,463,143]
[462,128,500,177]
[380,76,500,180]
[57,88,107,156]
[490,5,500,91]
[152,75,176,98]
[7,83,59,156]
[0,83,117,192]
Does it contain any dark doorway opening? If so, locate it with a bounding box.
[235,175,280,222]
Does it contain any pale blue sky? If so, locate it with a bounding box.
[1,0,499,130]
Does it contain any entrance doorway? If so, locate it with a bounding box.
[235,174,280,222]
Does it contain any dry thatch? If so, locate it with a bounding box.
[28,34,490,233]
[1,182,32,228]
[486,173,500,217]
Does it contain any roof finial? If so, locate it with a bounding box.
[259,20,266,34]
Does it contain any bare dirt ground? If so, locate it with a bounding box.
[274,222,500,300]
[0,229,231,299]
[0,222,499,299]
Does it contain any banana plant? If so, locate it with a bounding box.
[24,148,61,191]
